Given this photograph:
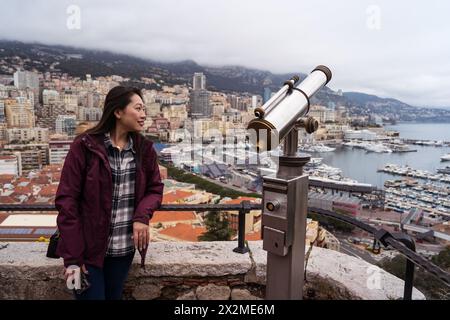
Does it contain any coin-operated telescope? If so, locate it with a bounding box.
[247,65,332,300]
[248,65,331,153]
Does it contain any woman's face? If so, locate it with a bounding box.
[115,94,146,132]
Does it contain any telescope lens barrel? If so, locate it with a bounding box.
[247,65,332,151]
[254,74,301,118]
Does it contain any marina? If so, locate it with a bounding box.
[378,163,450,184]
[383,177,450,219]
[157,123,450,245]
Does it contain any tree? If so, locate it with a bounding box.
[198,211,233,241]
[377,246,450,300]
[432,246,450,269]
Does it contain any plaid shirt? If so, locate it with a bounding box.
[103,133,136,257]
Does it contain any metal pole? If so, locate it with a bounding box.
[263,129,310,299]
[390,233,416,300]
[233,202,250,254]
[283,128,298,157]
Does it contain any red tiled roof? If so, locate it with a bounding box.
[42,164,63,172]
[151,211,197,223]
[38,185,58,198]
[15,177,29,184]
[0,155,16,160]
[158,223,206,242]
[0,215,8,224]
[245,230,262,241]
[12,185,33,195]
[0,174,16,184]
[0,196,16,204]
[24,196,36,204]
[162,190,195,204]
[52,172,61,182]
[31,175,51,185]
[221,196,260,205]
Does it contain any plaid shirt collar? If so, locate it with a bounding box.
[104,132,136,154]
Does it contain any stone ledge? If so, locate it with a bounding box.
[0,241,425,300]
[248,241,425,300]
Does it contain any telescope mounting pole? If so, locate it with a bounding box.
[263,128,310,299]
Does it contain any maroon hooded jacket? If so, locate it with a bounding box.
[55,133,164,268]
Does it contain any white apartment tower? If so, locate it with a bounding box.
[193,73,206,90]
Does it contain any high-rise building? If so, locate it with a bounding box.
[0,100,5,123]
[309,105,336,124]
[190,90,211,118]
[6,128,48,144]
[193,73,206,90]
[13,71,39,90]
[0,123,7,141]
[61,90,78,113]
[190,73,210,118]
[4,98,35,128]
[146,102,161,117]
[251,95,258,109]
[78,107,102,121]
[2,144,48,172]
[227,94,239,110]
[49,139,72,164]
[42,89,60,105]
[263,87,272,104]
[56,115,77,136]
[0,155,20,176]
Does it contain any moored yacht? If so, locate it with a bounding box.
[437,166,450,174]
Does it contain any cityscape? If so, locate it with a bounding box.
[0,43,449,291]
[0,1,450,302]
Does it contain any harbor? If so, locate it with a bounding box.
[157,122,450,247]
[383,177,450,218]
[378,163,450,184]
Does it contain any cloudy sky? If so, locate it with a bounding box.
[1,0,450,107]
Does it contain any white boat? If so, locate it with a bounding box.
[441,153,450,161]
[365,143,392,153]
[305,157,323,167]
[300,144,336,153]
[346,141,369,149]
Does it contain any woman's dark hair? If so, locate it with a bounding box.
[84,86,143,136]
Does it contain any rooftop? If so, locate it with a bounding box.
[162,190,196,204]
[151,210,197,223]
[221,196,261,205]
[158,223,207,242]
[0,214,56,227]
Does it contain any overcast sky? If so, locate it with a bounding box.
[1,0,450,107]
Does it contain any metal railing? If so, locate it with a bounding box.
[1,202,449,300]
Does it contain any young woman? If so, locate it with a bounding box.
[55,86,164,300]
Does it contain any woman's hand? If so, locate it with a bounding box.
[133,222,150,251]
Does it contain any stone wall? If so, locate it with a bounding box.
[0,241,425,300]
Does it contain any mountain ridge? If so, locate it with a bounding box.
[1,40,450,121]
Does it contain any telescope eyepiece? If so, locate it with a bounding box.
[254,107,265,119]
